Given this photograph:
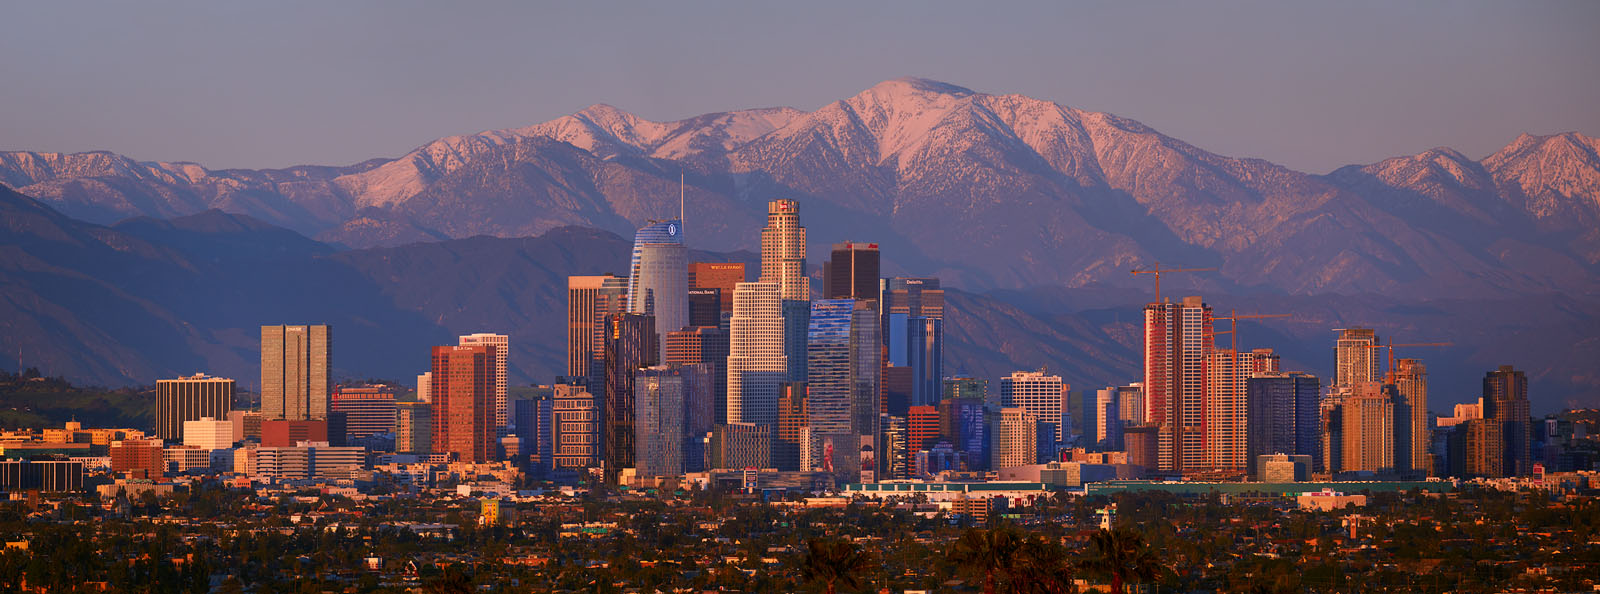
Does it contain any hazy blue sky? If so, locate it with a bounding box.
[2,1,1596,173]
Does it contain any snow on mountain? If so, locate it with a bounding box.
[2,79,1596,296]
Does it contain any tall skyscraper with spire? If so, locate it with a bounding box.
[759,199,811,384]
[627,220,687,356]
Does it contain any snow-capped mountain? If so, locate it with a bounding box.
[2,77,1596,297]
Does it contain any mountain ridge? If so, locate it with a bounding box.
[1,78,1596,298]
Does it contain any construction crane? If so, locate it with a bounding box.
[1362,341,1453,380]
[1130,262,1216,305]
[1213,311,1292,356]
[1212,311,1292,379]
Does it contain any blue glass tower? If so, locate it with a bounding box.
[627,219,687,355]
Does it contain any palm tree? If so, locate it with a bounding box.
[1080,528,1160,594]
[801,537,875,594]
[1011,535,1073,594]
[948,523,1023,594]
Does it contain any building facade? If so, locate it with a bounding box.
[823,242,880,300]
[458,333,509,436]
[567,275,629,382]
[689,262,746,313]
[155,373,234,442]
[261,324,331,421]
[331,385,398,440]
[431,345,496,463]
[1000,370,1067,444]
[806,299,881,482]
[726,282,785,425]
[1143,297,1212,473]
[627,220,688,355]
[603,313,658,475]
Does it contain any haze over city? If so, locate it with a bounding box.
[0,3,1597,592]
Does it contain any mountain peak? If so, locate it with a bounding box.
[869,77,977,98]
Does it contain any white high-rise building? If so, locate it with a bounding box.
[182,417,234,450]
[726,282,786,425]
[416,372,432,403]
[999,370,1066,443]
[627,220,688,356]
[459,333,509,436]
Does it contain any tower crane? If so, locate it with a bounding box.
[1130,262,1217,304]
[1362,340,1453,380]
[1213,311,1293,359]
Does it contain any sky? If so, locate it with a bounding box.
[1,1,1597,174]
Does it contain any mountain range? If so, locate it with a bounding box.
[1,78,1596,414]
[2,78,1596,297]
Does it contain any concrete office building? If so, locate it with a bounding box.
[431,345,496,463]
[155,373,234,442]
[1000,370,1067,443]
[396,402,432,455]
[458,333,509,436]
[603,313,658,475]
[567,275,629,382]
[261,324,331,421]
[331,385,398,440]
[689,262,746,313]
[994,407,1039,470]
[727,282,786,425]
[551,383,600,471]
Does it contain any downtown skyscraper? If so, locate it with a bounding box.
[759,199,811,383]
[1391,357,1430,474]
[883,277,944,411]
[823,241,880,300]
[726,282,785,425]
[567,274,628,383]
[603,313,657,476]
[626,219,687,356]
[1143,297,1212,473]
[431,344,496,463]
[806,298,880,482]
[1334,328,1381,390]
[1483,365,1532,477]
[458,333,508,436]
[261,324,331,421]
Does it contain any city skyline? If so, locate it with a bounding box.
[0,6,1595,592]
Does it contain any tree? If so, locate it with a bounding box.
[1012,535,1073,594]
[949,523,1023,594]
[801,537,875,594]
[1080,528,1160,594]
